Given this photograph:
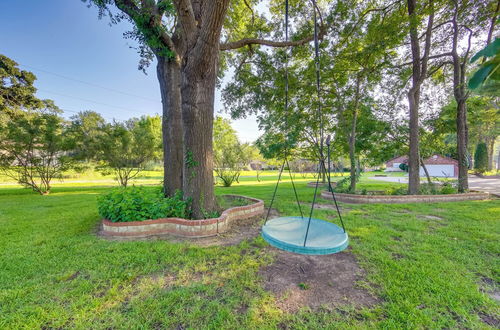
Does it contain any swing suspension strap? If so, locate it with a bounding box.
[303,1,346,247]
[266,0,346,243]
[265,0,304,224]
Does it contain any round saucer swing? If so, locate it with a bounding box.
[261,0,348,255]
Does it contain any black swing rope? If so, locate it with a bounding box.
[264,0,346,247]
[264,0,304,224]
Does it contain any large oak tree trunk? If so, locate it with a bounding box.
[181,71,217,218]
[180,10,226,217]
[157,57,184,196]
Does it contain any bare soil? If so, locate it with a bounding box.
[419,215,443,221]
[259,248,380,313]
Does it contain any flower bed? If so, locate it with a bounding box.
[320,190,490,204]
[100,195,264,238]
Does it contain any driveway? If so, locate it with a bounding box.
[468,176,500,196]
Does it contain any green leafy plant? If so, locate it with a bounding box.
[469,38,500,90]
[440,183,457,195]
[385,186,408,195]
[298,282,310,290]
[419,183,439,195]
[98,186,189,222]
[334,174,359,193]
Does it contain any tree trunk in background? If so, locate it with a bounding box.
[407,90,420,194]
[451,4,470,192]
[406,0,434,194]
[420,157,432,184]
[487,138,495,171]
[456,100,469,190]
[157,57,184,196]
[349,75,361,192]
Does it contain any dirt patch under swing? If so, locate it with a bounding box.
[259,248,380,313]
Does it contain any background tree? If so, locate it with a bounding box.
[474,142,488,174]
[431,96,499,171]
[225,0,405,192]
[0,54,43,115]
[97,117,161,187]
[66,110,107,162]
[0,55,71,194]
[213,116,247,187]
[405,0,435,194]
[0,106,72,195]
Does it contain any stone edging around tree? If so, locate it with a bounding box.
[101,195,264,239]
[320,190,491,204]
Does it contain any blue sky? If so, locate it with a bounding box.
[0,0,260,142]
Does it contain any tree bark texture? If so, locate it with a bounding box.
[179,1,229,218]
[349,75,361,192]
[450,3,470,192]
[157,57,184,195]
[406,0,434,194]
[487,138,495,171]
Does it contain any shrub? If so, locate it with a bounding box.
[385,186,407,195]
[98,186,189,222]
[474,142,488,174]
[399,163,408,172]
[420,183,439,195]
[440,182,457,194]
[334,174,359,193]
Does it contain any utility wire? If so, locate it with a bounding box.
[37,88,154,116]
[20,64,161,104]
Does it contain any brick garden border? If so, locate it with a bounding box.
[101,195,264,238]
[320,190,490,204]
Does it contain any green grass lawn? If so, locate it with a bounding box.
[0,178,499,328]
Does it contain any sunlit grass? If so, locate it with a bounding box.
[0,177,499,328]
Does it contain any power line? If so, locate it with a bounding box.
[37,88,154,116]
[20,64,161,104]
[58,108,117,122]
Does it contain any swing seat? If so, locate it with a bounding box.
[261,216,348,255]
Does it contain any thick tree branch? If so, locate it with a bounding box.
[115,0,177,56]
[173,0,197,38]
[416,8,434,87]
[220,27,326,51]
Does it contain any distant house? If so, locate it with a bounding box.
[385,154,458,177]
[385,155,408,172]
[420,154,458,177]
